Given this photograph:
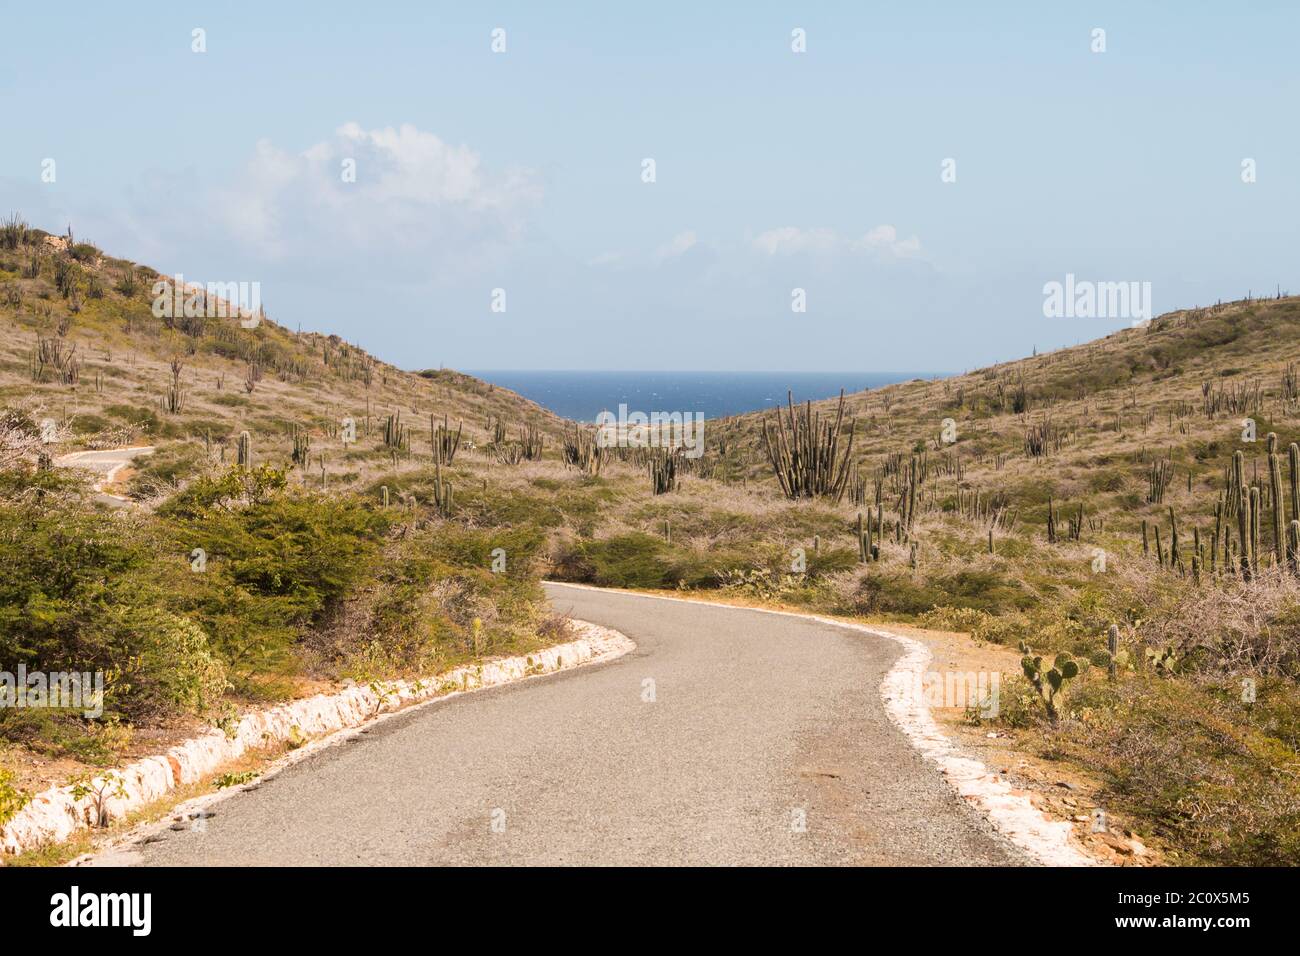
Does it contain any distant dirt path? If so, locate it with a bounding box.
[53,446,154,505]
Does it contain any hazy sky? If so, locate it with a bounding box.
[2,2,1297,372]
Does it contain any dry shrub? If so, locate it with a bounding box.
[1115,562,1300,676]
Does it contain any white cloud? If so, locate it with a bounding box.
[852,224,922,257]
[752,224,922,259]
[654,230,698,261]
[751,226,839,256]
[213,123,542,273]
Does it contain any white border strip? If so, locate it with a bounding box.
[546,582,1098,866]
[1,620,633,856]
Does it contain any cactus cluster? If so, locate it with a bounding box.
[520,424,544,461]
[1147,457,1174,504]
[493,442,524,465]
[291,425,311,467]
[648,448,680,495]
[165,357,186,414]
[432,413,463,465]
[760,390,856,501]
[1152,436,1300,583]
[856,509,881,562]
[1023,420,1062,458]
[431,464,454,518]
[382,411,409,451]
[563,427,607,476]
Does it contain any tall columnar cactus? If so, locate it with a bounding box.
[1212,500,1223,573]
[291,425,311,467]
[431,464,454,519]
[1227,450,1245,516]
[1237,488,1254,580]
[1168,506,1182,574]
[563,427,606,476]
[760,389,856,501]
[1289,443,1300,531]
[1046,496,1058,543]
[648,448,679,495]
[1251,486,1262,576]
[1289,519,1300,573]
[380,485,390,508]
[899,461,919,539]
[382,411,408,451]
[1019,643,1079,723]
[856,511,878,562]
[237,430,252,467]
[520,424,544,461]
[432,413,463,464]
[1267,433,1285,564]
[1147,458,1174,504]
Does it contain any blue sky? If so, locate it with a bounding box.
[2,1,1297,372]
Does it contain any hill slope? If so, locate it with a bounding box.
[4,215,1300,865]
[1,219,570,498]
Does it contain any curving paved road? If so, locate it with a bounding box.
[53,446,154,506]
[121,583,1024,866]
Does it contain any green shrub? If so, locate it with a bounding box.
[127,443,208,497]
[106,607,227,719]
[165,478,389,681]
[554,532,671,588]
[0,767,29,826]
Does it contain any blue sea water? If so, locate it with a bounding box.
[465,370,939,423]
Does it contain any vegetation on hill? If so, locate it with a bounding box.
[4,212,1300,863]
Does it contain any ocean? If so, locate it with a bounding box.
[465,370,939,423]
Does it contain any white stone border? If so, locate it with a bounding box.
[1,620,633,857]
[546,583,1099,866]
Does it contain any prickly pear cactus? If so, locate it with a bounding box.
[1019,644,1080,722]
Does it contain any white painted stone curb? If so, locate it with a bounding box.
[547,582,1099,867]
[873,622,1097,866]
[1,620,633,856]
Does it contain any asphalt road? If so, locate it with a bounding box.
[126,583,1024,866]
[53,446,154,506]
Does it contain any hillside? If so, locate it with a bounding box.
[0,217,569,500]
[4,213,1300,865]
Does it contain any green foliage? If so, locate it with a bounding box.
[126,443,207,497]
[555,532,672,588]
[853,566,1032,616]
[0,709,132,764]
[0,766,30,826]
[105,607,227,719]
[166,481,389,682]
[351,523,549,675]
[214,770,259,788]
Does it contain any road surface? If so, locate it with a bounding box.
[124,583,1024,866]
[53,446,153,506]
